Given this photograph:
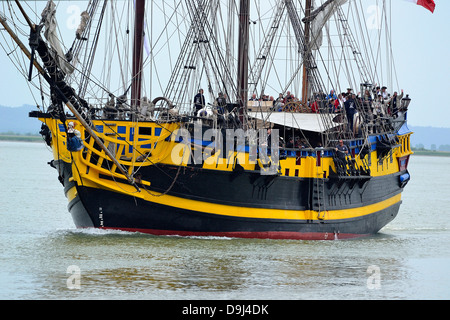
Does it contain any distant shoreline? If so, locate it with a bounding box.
[0,134,42,143]
[411,149,450,157]
[1,134,450,157]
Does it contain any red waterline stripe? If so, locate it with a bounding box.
[99,227,366,240]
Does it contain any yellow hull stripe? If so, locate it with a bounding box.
[78,172,402,221]
[141,191,402,221]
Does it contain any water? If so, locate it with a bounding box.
[1,141,449,300]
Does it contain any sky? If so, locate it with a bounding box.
[0,0,449,128]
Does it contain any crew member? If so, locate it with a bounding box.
[344,94,357,132]
[194,89,206,115]
[334,139,349,173]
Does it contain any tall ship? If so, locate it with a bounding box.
[1,0,432,240]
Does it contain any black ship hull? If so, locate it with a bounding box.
[57,160,405,240]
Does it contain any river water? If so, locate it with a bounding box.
[0,141,449,301]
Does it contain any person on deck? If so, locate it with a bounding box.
[334,140,349,174]
[386,89,404,118]
[373,94,385,117]
[284,91,294,104]
[215,92,227,115]
[274,93,284,111]
[328,99,336,113]
[311,99,319,113]
[66,122,84,152]
[68,121,81,138]
[380,86,389,100]
[335,140,349,158]
[362,89,373,103]
[193,89,206,115]
[373,85,381,97]
[249,93,259,101]
[333,97,341,113]
[344,94,357,132]
[337,93,345,109]
[326,90,337,101]
[286,136,294,149]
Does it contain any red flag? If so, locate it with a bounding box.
[405,0,436,13]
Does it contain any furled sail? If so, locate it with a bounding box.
[41,0,74,75]
[76,10,90,40]
[310,0,348,50]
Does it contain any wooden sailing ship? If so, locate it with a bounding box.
[0,0,416,239]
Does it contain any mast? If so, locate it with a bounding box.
[301,0,312,105]
[131,0,145,110]
[237,0,250,128]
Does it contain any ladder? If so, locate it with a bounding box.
[72,0,108,98]
[284,0,324,95]
[336,6,372,83]
[248,1,286,94]
[313,177,326,220]
[164,1,211,112]
[165,0,237,112]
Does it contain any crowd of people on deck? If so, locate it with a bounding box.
[194,86,403,116]
[247,86,404,117]
[193,84,406,135]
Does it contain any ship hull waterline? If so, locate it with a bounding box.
[57,161,403,241]
[70,186,401,240]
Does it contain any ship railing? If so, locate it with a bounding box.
[287,140,372,177]
[280,147,334,158]
[68,122,176,181]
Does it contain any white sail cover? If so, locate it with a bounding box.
[311,0,348,50]
[248,112,340,133]
[41,0,74,75]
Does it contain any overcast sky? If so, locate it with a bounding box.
[1,0,448,128]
